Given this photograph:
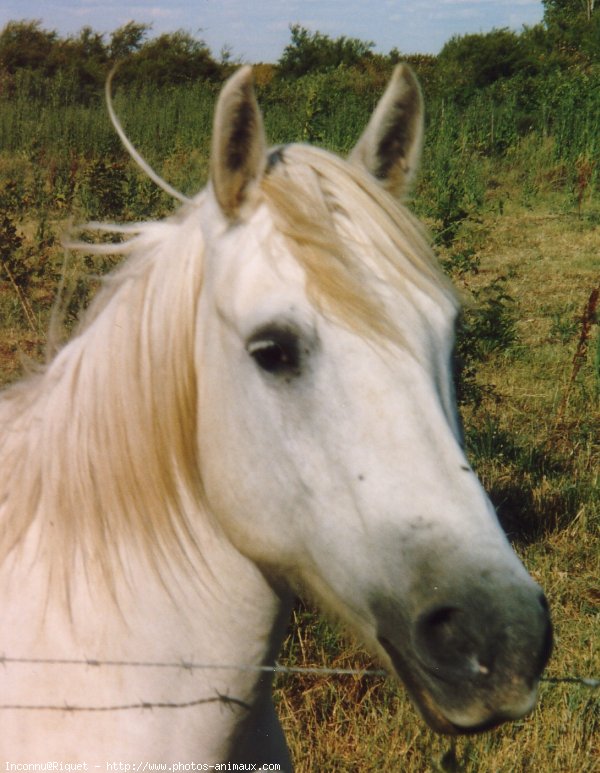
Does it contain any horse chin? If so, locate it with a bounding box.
[377,636,524,736]
[377,635,459,734]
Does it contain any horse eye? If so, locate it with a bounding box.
[247,329,301,376]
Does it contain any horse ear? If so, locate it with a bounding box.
[211,66,266,220]
[349,64,424,200]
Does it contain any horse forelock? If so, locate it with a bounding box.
[260,144,458,348]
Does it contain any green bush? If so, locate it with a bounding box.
[277,24,374,78]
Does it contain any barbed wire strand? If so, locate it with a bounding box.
[1,655,597,683]
[0,696,250,713]
[0,655,387,677]
[0,655,597,711]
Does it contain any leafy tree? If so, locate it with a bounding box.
[0,20,58,74]
[543,0,596,24]
[542,0,600,62]
[0,21,222,94]
[47,27,109,102]
[58,27,108,72]
[124,30,221,86]
[109,22,150,61]
[278,24,374,77]
[436,29,533,102]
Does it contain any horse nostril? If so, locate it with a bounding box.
[420,606,461,651]
[414,605,487,679]
[414,591,553,686]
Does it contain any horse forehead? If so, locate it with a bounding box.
[212,210,309,321]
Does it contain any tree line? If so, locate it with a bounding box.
[0,0,598,102]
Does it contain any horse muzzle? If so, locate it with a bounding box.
[373,580,553,734]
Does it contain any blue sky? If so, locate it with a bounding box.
[0,1,545,63]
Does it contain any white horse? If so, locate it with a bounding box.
[0,66,551,768]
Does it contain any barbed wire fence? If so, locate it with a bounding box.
[0,655,597,712]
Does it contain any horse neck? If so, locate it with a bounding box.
[0,491,293,762]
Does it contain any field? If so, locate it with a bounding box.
[0,69,598,771]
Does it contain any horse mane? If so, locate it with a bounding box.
[0,142,457,596]
[261,144,457,347]
[0,211,208,595]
